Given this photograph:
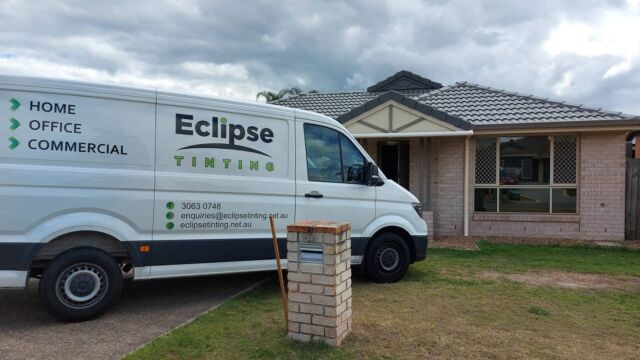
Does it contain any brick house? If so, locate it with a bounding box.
[274,70,640,241]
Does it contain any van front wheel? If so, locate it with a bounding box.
[365,233,410,283]
[39,248,123,322]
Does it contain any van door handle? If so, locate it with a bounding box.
[305,191,323,199]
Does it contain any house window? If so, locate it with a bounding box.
[475,137,497,184]
[474,135,578,213]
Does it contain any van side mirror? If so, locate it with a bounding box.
[365,162,384,186]
[346,164,364,183]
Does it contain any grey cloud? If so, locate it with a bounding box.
[0,0,637,113]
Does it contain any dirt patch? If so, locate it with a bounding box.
[482,237,640,250]
[429,238,479,250]
[481,271,640,291]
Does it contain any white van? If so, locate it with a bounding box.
[0,75,427,321]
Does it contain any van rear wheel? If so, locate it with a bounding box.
[39,248,123,322]
[365,233,410,283]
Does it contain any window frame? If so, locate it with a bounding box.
[302,123,366,185]
[474,134,580,214]
[521,159,533,180]
[339,132,366,184]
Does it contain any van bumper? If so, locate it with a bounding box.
[0,271,28,288]
[412,235,428,262]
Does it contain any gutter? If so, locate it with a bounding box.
[474,118,640,131]
[352,130,474,139]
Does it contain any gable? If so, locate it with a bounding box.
[344,100,467,137]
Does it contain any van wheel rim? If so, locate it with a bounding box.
[377,246,400,271]
[56,263,108,309]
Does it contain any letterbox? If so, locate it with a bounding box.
[299,243,323,263]
[286,220,352,346]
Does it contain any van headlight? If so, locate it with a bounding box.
[412,202,423,218]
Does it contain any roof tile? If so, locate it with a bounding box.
[273,78,638,128]
[272,89,434,119]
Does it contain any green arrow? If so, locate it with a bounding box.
[9,117,20,131]
[9,98,20,111]
[8,136,19,150]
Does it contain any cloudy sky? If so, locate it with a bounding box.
[1,0,639,114]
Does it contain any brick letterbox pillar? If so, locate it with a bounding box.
[286,220,352,346]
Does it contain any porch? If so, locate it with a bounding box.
[358,136,469,239]
[345,96,474,238]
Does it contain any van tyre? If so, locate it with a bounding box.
[365,233,410,283]
[39,248,123,322]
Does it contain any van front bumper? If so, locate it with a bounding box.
[412,235,428,262]
[0,271,28,288]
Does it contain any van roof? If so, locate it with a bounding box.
[0,74,338,124]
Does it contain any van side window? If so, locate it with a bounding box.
[303,124,365,184]
[304,124,342,183]
[339,134,364,183]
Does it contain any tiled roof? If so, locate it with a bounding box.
[272,89,435,119]
[273,70,639,129]
[417,82,637,128]
[366,70,443,92]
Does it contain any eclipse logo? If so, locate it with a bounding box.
[175,113,274,157]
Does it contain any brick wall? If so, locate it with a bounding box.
[431,137,465,237]
[577,132,626,240]
[469,132,627,241]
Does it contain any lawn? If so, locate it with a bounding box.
[126,242,640,359]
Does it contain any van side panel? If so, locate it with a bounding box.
[151,95,295,275]
[0,85,156,284]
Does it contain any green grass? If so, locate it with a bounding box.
[426,241,640,276]
[528,306,551,316]
[126,243,640,360]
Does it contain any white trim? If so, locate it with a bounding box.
[464,136,470,236]
[475,126,638,135]
[0,270,28,288]
[352,130,473,139]
[137,257,363,280]
[139,260,286,280]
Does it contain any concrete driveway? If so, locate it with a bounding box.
[0,272,269,360]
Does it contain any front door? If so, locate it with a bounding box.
[379,141,409,189]
[295,121,376,253]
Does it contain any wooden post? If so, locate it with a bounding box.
[269,215,288,323]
